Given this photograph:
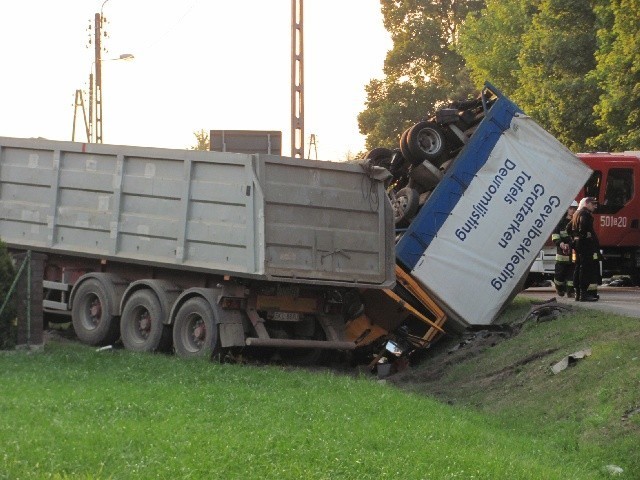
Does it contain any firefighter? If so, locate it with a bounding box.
[552,200,579,297]
[570,197,600,302]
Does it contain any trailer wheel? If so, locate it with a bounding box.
[71,279,119,346]
[407,121,447,164]
[120,290,170,352]
[173,297,220,358]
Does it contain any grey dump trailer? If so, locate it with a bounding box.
[0,137,395,360]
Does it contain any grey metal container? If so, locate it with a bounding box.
[0,137,394,288]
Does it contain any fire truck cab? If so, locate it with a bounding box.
[578,152,640,283]
[526,151,640,286]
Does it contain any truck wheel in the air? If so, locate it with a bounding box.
[392,187,420,227]
[407,121,447,164]
[172,297,221,358]
[71,279,119,346]
[120,289,170,352]
[365,147,393,170]
[400,128,418,165]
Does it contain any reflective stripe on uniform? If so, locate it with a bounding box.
[555,254,571,262]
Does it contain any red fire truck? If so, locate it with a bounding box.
[528,151,640,285]
[579,152,640,283]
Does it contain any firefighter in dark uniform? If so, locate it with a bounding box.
[552,200,578,297]
[570,197,600,302]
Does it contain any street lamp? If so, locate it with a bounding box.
[91,0,133,144]
[72,0,133,143]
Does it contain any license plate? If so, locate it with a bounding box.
[272,312,300,322]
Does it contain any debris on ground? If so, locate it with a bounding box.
[514,299,573,329]
[550,348,592,374]
[604,276,633,287]
[622,405,640,422]
[447,330,510,354]
[603,464,624,476]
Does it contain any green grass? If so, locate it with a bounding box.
[1,299,638,479]
[395,296,640,478]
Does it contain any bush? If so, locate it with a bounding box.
[0,240,17,349]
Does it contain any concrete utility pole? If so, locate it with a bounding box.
[291,0,304,158]
[307,133,317,160]
[71,89,90,142]
[93,12,104,143]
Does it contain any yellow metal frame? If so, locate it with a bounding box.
[384,265,448,343]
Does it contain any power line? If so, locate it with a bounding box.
[141,1,200,52]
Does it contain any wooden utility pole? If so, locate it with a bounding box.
[291,0,304,158]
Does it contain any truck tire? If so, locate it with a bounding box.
[120,289,170,352]
[71,279,119,346]
[400,128,418,165]
[407,121,447,165]
[392,187,420,227]
[173,297,220,358]
[278,317,327,366]
[365,147,393,170]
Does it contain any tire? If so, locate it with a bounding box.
[173,297,220,358]
[392,187,420,227]
[365,147,393,170]
[407,121,447,164]
[400,128,419,165]
[120,289,169,352]
[71,279,119,346]
[277,317,327,366]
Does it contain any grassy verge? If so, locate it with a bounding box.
[392,296,640,478]
[0,335,616,479]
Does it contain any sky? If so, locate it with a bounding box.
[0,1,392,160]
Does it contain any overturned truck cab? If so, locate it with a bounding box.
[391,84,591,331]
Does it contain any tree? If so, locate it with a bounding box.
[358,0,483,151]
[190,129,210,151]
[458,0,541,94]
[517,0,599,151]
[589,0,640,150]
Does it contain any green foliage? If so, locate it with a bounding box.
[589,0,640,150]
[358,0,481,150]
[364,0,640,152]
[189,129,210,151]
[517,0,600,151]
[0,240,17,349]
[458,0,640,151]
[0,338,624,479]
[458,0,541,94]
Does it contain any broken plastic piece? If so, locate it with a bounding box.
[551,348,592,374]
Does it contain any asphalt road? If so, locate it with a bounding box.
[519,286,640,319]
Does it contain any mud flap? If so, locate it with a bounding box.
[217,309,246,348]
